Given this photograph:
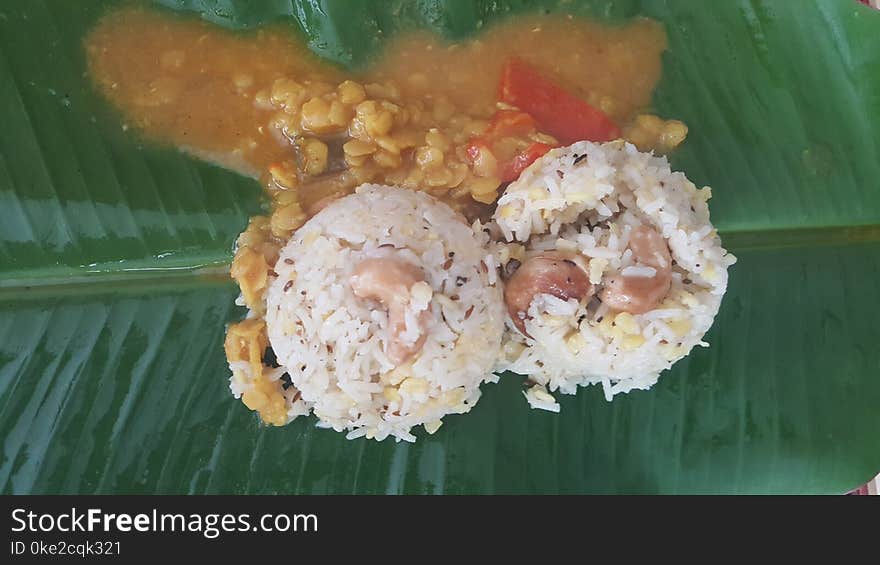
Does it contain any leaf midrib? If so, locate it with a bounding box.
[2,223,878,295]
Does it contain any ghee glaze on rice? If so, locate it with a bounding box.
[493,140,736,411]
[264,184,505,441]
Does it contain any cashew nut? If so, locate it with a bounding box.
[350,257,432,364]
[504,251,594,336]
[599,225,672,314]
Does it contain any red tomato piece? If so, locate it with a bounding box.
[499,57,621,144]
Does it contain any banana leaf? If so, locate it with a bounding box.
[1,0,878,494]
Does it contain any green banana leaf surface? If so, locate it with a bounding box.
[1,0,879,494]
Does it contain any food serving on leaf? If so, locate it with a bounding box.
[87,6,733,439]
[493,141,735,412]
[252,185,504,441]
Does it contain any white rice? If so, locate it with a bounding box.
[265,184,505,442]
[493,141,736,408]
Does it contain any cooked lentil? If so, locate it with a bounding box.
[86,6,688,426]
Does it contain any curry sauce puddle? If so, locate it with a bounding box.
[85,5,669,215]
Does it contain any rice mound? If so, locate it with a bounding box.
[265,184,505,442]
[493,140,736,411]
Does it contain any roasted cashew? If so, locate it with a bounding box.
[350,257,432,364]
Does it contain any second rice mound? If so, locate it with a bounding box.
[265,184,505,442]
[493,140,736,411]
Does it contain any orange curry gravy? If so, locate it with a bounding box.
[86,6,671,215]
